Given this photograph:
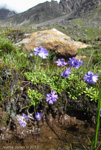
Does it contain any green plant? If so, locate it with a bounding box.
[0,27,25,43]
[84,87,99,102]
[0,36,16,55]
[27,88,43,112]
[83,87,101,150]
[24,65,99,103]
[94,86,101,149]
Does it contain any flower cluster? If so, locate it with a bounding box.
[34,46,49,59]
[30,47,99,107]
[61,57,82,78]
[35,112,41,121]
[46,90,58,104]
[55,58,67,66]
[16,114,29,128]
[84,71,98,84]
[68,57,83,69]
[54,57,98,84]
[61,68,71,78]
[30,46,49,59]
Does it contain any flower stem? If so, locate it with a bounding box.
[94,85,101,149]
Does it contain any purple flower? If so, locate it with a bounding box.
[55,58,67,66]
[61,68,71,78]
[35,112,41,121]
[19,120,26,127]
[30,53,33,56]
[84,71,98,83]
[16,114,28,127]
[100,109,101,117]
[34,47,41,55]
[68,57,83,69]
[34,46,49,59]
[22,114,29,121]
[38,48,49,59]
[46,90,58,104]
[8,36,10,38]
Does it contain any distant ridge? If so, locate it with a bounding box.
[0,8,16,20]
[0,0,101,27]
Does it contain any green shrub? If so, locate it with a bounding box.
[27,88,43,112]
[0,37,16,55]
[24,68,99,103]
[0,27,25,43]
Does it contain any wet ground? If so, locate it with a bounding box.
[0,108,101,150]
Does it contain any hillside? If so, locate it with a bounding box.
[0,8,16,20]
[0,0,101,28]
[1,1,62,25]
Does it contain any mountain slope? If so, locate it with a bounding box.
[4,1,62,24]
[0,8,16,20]
[0,0,101,27]
[59,0,87,13]
[73,0,101,17]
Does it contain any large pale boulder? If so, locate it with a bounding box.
[21,28,89,58]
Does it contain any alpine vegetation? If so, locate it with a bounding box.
[0,33,100,150]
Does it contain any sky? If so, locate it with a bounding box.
[0,0,60,13]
